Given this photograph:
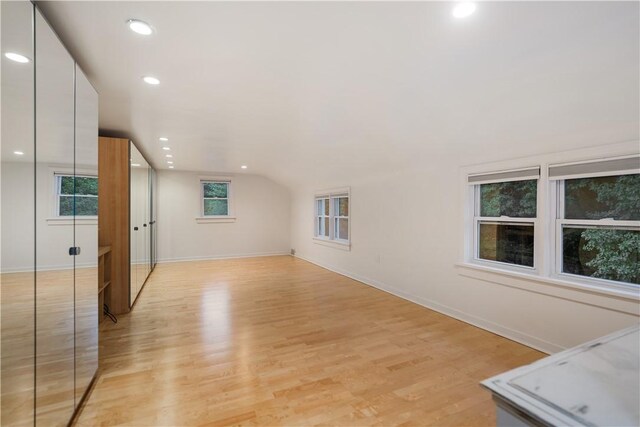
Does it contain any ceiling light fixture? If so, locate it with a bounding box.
[165,154,173,158]
[127,19,153,35]
[452,2,476,19]
[167,161,173,164]
[5,52,30,63]
[241,165,248,169]
[143,76,160,85]
[131,163,141,167]
[169,166,174,169]
[13,151,24,155]
[159,137,168,142]
[162,146,170,151]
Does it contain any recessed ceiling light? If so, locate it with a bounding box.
[159,137,168,142]
[241,165,248,169]
[13,151,24,155]
[169,166,174,169]
[131,163,141,167]
[167,161,173,164]
[162,146,170,151]
[143,76,160,85]
[452,2,476,19]
[165,154,172,158]
[127,19,153,35]
[5,52,30,63]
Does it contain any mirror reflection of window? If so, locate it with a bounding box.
[55,174,98,216]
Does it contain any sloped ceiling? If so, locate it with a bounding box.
[38,1,639,189]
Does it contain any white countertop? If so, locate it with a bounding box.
[482,325,640,427]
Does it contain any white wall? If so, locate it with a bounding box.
[290,142,640,353]
[156,170,290,262]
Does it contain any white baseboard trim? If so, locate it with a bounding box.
[294,254,563,354]
[2,261,98,274]
[157,251,291,264]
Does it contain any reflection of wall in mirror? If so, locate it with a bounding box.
[1,161,98,272]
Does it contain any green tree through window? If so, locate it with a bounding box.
[202,181,229,216]
[478,180,537,267]
[58,175,98,216]
[563,174,639,285]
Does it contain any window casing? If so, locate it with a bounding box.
[314,189,350,246]
[55,173,98,217]
[201,180,231,217]
[465,156,640,294]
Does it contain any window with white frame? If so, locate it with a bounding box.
[469,168,539,269]
[55,174,98,217]
[201,180,231,216]
[550,157,639,286]
[314,190,350,244]
[465,156,640,294]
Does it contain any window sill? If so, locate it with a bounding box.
[46,217,98,226]
[195,216,236,224]
[455,262,639,315]
[313,237,351,251]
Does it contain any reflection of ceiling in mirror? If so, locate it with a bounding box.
[1,1,34,164]
[1,4,97,167]
[130,143,146,166]
[75,67,99,166]
[36,9,88,167]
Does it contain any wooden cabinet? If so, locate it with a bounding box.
[98,137,157,314]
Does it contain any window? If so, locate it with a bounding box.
[552,159,639,286]
[464,155,640,295]
[314,189,350,246]
[55,174,98,217]
[201,180,230,216]
[470,168,539,269]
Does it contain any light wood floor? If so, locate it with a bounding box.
[77,256,543,426]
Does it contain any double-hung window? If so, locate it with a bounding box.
[201,180,231,217]
[465,155,639,295]
[315,189,350,245]
[55,174,98,217]
[469,168,539,269]
[550,157,639,286]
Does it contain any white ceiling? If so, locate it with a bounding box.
[38,1,639,188]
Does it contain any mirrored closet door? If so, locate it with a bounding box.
[35,9,76,424]
[1,1,35,425]
[130,144,152,305]
[1,3,99,426]
[73,64,99,410]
